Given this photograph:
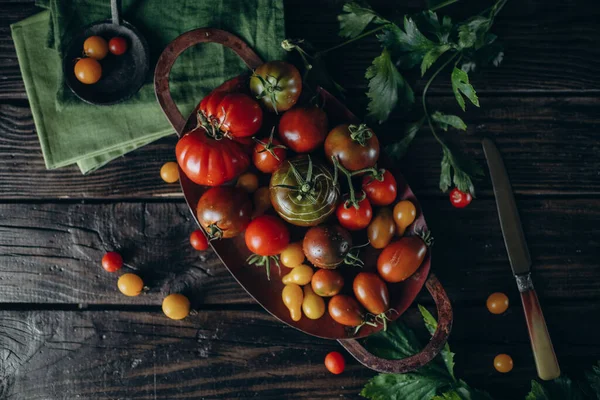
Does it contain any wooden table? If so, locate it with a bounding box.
[1,0,599,398]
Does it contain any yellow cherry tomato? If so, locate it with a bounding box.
[393,200,417,236]
[117,273,144,297]
[74,58,102,84]
[83,36,109,60]
[487,292,509,314]
[160,162,179,183]
[252,187,272,218]
[367,207,396,249]
[302,285,325,320]
[162,293,190,320]
[282,283,303,321]
[282,264,314,285]
[494,354,513,373]
[236,172,259,193]
[280,242,305,268]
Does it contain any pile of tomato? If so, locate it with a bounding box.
[174,60,433,334]
[74,35,128,85]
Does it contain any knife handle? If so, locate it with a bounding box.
[517,274,560,380]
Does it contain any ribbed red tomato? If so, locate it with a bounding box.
[176,129,250,186]
[199,91,262,139]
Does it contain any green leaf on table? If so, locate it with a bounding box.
[439,144,484,194]
[586,361,600,399]
[385,119,424,161]
[419,305,456,380]
[526,377,586,400]
[421,44,452,76]
[418,11,453,44]
[365,48,414,123]
[379,17,437,69]
[338,2,388,38]
[458,16,491,50]
[451,67,479,111]
[361,373,449,400]
[432,111,467,131]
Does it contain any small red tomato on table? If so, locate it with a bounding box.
[449,187,473,208]
[325,351,346,374]
[189,230,209,251]
[101,251,123,272]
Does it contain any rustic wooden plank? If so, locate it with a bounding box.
[0,305,598,400]
[0,96,599,199]
[1,0,600,100]
[0,199,598,305]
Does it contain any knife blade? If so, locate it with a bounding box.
[482,138,531,275]
[482,138,560,381]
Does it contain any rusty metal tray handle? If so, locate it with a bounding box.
[153,28,453,373]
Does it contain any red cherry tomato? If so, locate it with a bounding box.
[278,107,328,153]
[189,230,209,251]
[328,295,366,327]
[108,37,128,55]
[101,252,123,272]
[362,170,398,206]
[450,188,472,208]
[176,129,250,186]
[253,135,287,174]
[377,237,428,283]
[324,351,346,374]
[336,197,372,231]
[245,215,290,256]
[353,272,390,316]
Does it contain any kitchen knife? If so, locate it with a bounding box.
[482,138,560,381]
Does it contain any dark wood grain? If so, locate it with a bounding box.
[0,305,598,400]
[1,0,600,100]
[1,96,599,199]
[0,199,598,305]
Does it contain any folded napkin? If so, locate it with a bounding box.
[12,1,284,173]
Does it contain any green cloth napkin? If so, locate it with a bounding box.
[11,1,285,173]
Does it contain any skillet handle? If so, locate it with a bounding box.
[338,273,453,373]
[154,28,263,135]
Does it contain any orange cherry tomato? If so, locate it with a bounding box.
[494,354,514,373]
[74,58,102,84]
[162,294,190,320]
[325,351,346,374]
[367,208,396,249]
[160,162,179,183]
[252,187,272,218]
[83,36,108,60]
[393,200,416,236]
[280,242,305,268]
[118,273,144,297]
[487,292,509,314]
[311,269,344,297]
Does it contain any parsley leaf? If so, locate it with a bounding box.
[380,17,437,69]
[419,305,456,380]
[361,373,449,400]
[458,16,491,49]
[419,10,453,43]
[586,361,600,399]
[366,48,414,123]
[439,144,484,194]
[432,111,467,131]
[451,67,480,111]
[526,377,586,400]
[385,119,424,161]
[421,44,452,76]
[338,2,388,39]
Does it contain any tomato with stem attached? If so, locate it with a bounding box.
[336,195,372,231]
[253,128,287,173]
[325,124,380,171]
[74,58,102,84]
[311,269,344,297]
[250,61,302,113]
[303,225,361,269]
[367,208,396,249]
[196,187,252,240]
[328,295,376,333]
[353,272,392,330]
[245,215,290,280]
[324,351,346,375]
[83,36,108,60]
[450,187,473,208]
[198,90,262,139]
[278,106,328,153]
[362,169,397,206]
[377,234,431,283]
[189,230,209,251]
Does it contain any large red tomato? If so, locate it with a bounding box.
[176,129,250,186]
[199,91,262,139]
[278,107,328,153]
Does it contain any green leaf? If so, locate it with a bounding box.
[338,2,388,39]
[418,305,455,380]
[432,382,494,400]
[432,111,467,131]
[458,16,490,49]
[419,11,453,43]
[439,144,484,194]
[385,120,424,161]
[451,67,479,111]
[421,44,452,76]
[586,361,600,399]
[379,17,436,69]
[361,373,449,400]
[526,377,586,400]
[366,48,414,123]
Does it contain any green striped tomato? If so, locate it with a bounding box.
[269,156,339,227]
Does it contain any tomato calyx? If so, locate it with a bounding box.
[247,254,281,281]
[205,223,224,241]
[352,319,379,335]
[370,309,398,331]
[252,73,284,114]
[274,155,328,202]
[362,168,387,184]
[332,155,375,209]
[344,242,368,268]
[348,124,374,147]
[417,229,435,247]
[254,127,287,161]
